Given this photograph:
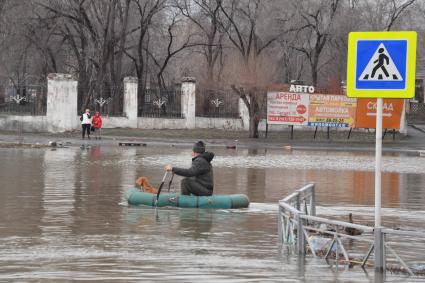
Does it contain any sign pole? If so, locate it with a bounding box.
[375,97,383,227]
[346,31,416,274]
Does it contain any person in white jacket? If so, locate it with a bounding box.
[80,109,92,139]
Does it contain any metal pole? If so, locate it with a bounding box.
[347,127,353,139]
[374,227,385,273]
[311,184,316,216]
[374,98,384,274]
[296,193,301,211]
[375,98,383,227]
[278,206,283,243]
[296,213,305,255]
[265,123,268,138]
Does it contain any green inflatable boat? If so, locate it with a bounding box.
[125,188,249,209]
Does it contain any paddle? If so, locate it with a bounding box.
[156,171,169,204]
[167,173,174,192]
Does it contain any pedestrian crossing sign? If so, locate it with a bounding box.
[346,31,417,98]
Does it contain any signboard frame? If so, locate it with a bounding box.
[346,31,417,99]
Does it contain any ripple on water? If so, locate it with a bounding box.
[119,151,425,174]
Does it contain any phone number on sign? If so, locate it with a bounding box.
[308,122,349,128]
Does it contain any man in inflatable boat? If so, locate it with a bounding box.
[136,141,214,196]
[166,141,214,196]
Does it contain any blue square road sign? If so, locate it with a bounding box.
[346,31,416,99]
[355,40,407,90]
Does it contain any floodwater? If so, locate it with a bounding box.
[1,145,425,282]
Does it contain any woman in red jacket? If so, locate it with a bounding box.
[92,111,103,140]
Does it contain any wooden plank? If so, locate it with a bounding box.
[118,142,146,146]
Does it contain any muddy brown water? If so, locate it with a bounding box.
[1,146,425,282]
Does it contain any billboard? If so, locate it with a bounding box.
[266,88,405,129]
[308,94,357,128]
[267,92,309,125]
[355,98,404,129]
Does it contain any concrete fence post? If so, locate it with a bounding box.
[181,77,196,129]
[123,77,138,128]
[239,97,250,131]
[46,73,78,133]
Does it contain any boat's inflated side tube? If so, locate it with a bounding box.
[125,188,249,209]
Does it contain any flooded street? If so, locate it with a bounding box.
[1,146,425,282]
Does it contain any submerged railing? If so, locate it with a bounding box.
[278,183,425,276]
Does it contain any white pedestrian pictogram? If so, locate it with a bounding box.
[358,43,402,81]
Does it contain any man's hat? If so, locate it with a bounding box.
[193,141,205,153]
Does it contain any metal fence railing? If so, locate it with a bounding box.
[139,88,182,118]
[196,89,239,118]
[381,228,425,276]
[278,183,425,276]
[0,85,47,116]
[407,102,425,124]
[78,85,124,117]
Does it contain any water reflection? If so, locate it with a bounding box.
[399,174,425,210]
[125,207,214,240]
[0,149,45,237]
[179,209,213,239]
[118,147,137,190]
[42,149,76,236]
[0,146,424,282]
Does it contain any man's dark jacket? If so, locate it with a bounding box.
[172,152,214,190]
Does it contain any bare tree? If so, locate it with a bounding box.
[303,0,415,87]
[409,1,425,71]
[218,0,283,138]
[357,0,416,31]
[289,0,341,87]
[0,1,46,92]
[146,11,200,89]
[0,0,421,121]
[117,0,167,110]
[37,0,133,113]
[123,0,166,87]
[278,37,306,84]
[0,0,6,18]
[176,0,228,86]
[323,1,362,86]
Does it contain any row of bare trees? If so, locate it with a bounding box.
[0,0,422,137]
